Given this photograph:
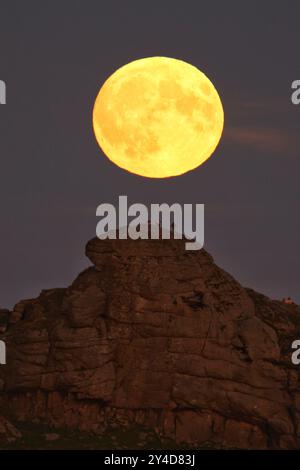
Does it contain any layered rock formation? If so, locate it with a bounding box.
[0,236,300,449]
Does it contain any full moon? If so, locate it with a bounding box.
[93,57,224,178]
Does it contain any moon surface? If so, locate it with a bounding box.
[93,57,224,178]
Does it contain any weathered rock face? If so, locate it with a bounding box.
[0,236,300,449]
[0,415,21,444]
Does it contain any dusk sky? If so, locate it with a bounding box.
[0,1,300,308]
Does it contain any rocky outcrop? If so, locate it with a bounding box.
[0,236,300,449]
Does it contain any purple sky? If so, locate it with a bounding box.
[0,1,300,308]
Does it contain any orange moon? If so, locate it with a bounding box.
[93,57,224,178]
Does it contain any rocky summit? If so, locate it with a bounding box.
[0,235,300,449]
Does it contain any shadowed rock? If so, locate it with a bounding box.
[0,415,21,444]
[0,235,300,449]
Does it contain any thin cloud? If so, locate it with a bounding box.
[225,126,298,154]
